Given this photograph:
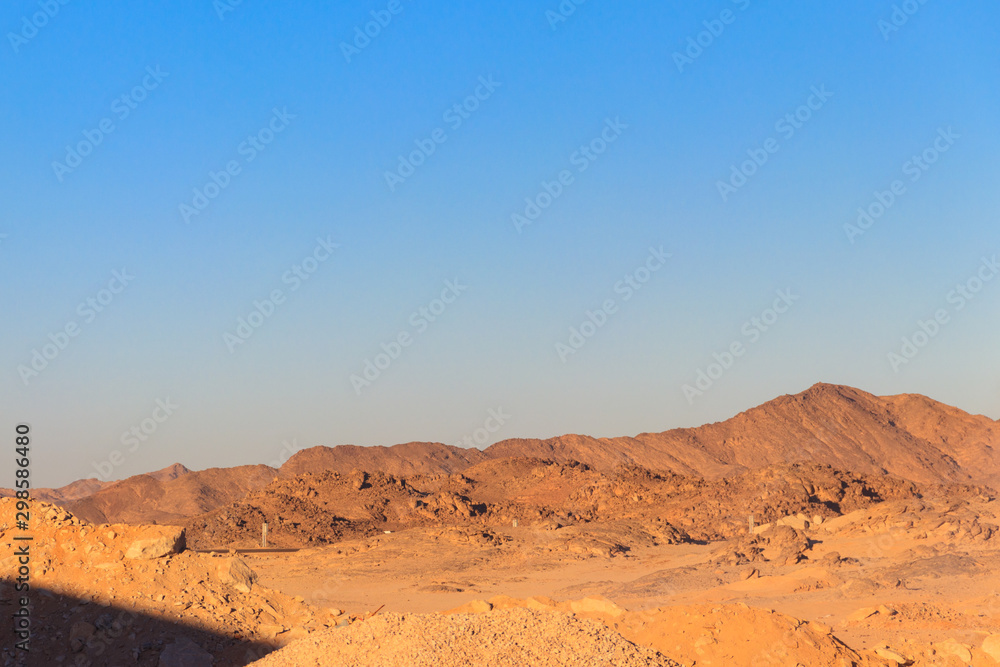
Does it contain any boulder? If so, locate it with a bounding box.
[216,556,258,594]
[567,595,626,619]
[158,636,214,666]
[982,633,1000,661]
[525,596,557,611]
[933,638,972,663]
[873,647,909,664]
[776,515,810,531]
[847,606,879,621]
[125,527,185,560]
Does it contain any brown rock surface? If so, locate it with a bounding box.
[124,526,186,559]
[65,464,279,525]
[279,441,487,479]
[183,458,926,550]
[486,383,1000,484]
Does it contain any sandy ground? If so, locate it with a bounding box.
[7,492,1000,665]
[246,497,1000,664]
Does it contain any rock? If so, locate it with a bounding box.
[933,638,972,662]
[847,606,879,621]
[158,636,214,666]
[812,515,824,525]
[468,600,493,613]
[125,527,185,560]
[777,515,810,531]
[840,578,879,598]
[740,568,759,580]
[982,633,1000,661]
[525,596,557,611]
[69,621,95,652]
[216,557,258,594]
[258,624,285,640]
[351,471,369,490]
[807,621,832,635]
[873,647,909,664]
[567,596,626,619]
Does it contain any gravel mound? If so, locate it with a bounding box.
[249,607,680,666]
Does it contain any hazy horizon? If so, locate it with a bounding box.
[3,2,998,488]
[18,380,1000,488]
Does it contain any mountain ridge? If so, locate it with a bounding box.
[7,383,998,525]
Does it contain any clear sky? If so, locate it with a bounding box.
[2,1,998,487]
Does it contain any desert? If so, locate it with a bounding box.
[5,383,1000,665]
[6,2,996,664]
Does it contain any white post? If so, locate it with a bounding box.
[262,522,268,548]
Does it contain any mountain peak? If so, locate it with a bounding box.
[147,463,192,482]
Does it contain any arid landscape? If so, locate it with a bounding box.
[5,383,1000,665]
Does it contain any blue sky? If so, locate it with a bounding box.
[2,1,998,487]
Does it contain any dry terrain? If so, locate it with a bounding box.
[4,383,1000,666]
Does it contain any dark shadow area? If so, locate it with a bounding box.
[1,580,278,667]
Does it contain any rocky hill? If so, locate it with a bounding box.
[484,383,1000,484]
[65,465,279,525]
[277,441,487,478]
[22,383,1000,527]
[183,458,936,550]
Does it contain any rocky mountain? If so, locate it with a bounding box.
[0,462,191,505]
[64,465,278,525]
[24,383,1000,525]
[485,383,1000,485]
[278,441,487,478]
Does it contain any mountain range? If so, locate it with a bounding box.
[6,383,997,525]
